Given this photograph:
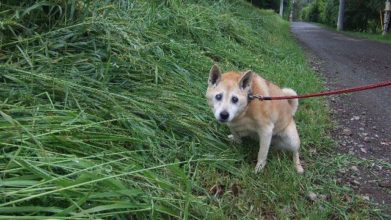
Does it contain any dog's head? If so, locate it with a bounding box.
[206,64,253,123]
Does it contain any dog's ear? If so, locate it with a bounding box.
[239,70,253,90]
[208,64,221,87]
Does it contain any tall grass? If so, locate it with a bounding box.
[0,0,383,219]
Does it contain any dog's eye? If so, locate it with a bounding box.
[232,96,238,103]
[215,94,222,101]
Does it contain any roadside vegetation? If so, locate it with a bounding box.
[300,0,386,32]
[315,22,391,45]
[342,31,391,44]
[298,0,391,44]
[0,0,384,218]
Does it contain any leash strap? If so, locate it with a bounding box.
[249,81,391,101]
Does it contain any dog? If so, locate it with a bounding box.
[206,64,304,174]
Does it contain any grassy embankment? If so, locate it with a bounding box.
[0,0,383,219]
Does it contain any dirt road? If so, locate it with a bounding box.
[291,22,391,212]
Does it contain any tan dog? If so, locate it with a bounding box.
[206,64,304,174]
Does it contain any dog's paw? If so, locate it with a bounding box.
[228,134,242,144]
[254,160,267,174]
[296,164,304,174]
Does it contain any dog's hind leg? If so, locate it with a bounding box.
[293,151,304,174]
[277,120,304,174]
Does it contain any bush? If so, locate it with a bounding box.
[344,0,383,32]
[300,4,310,21]
[247,0,280,11]
[321,0,338,27]
[300,0,384,32]
[300,0,324,23]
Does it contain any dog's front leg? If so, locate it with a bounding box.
[255,125,274,173]
[228,128,242,144]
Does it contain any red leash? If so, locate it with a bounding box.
[249,81,391,101]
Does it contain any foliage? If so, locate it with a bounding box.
[249,0,294,20]
[322,0,339,27]
[300,0,385,32]
[300,0,324,23]
[0,0,384,219]
[248,0,281,11]
[344,0,384,32]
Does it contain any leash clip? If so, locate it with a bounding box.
[248,93,264,101]
[257,95,265,101]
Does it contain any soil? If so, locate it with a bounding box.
[291,22,391,213]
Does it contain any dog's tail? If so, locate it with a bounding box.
[282,88,298,116]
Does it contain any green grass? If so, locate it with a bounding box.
[0,0,386,219]
[342,31,391,44]
[313,22,391,44]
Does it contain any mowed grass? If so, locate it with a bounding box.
[0,0,384,219]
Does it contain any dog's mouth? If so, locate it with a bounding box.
[218,118,228,123]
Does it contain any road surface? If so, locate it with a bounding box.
[291,22,391,212]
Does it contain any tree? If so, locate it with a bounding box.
[384,0,391,35]
[337,0,345,31]
[279,0,284,17]
[289,0,297,21]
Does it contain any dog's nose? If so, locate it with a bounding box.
[219,111,229,121]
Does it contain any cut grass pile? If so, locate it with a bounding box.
[0,0,384,219]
